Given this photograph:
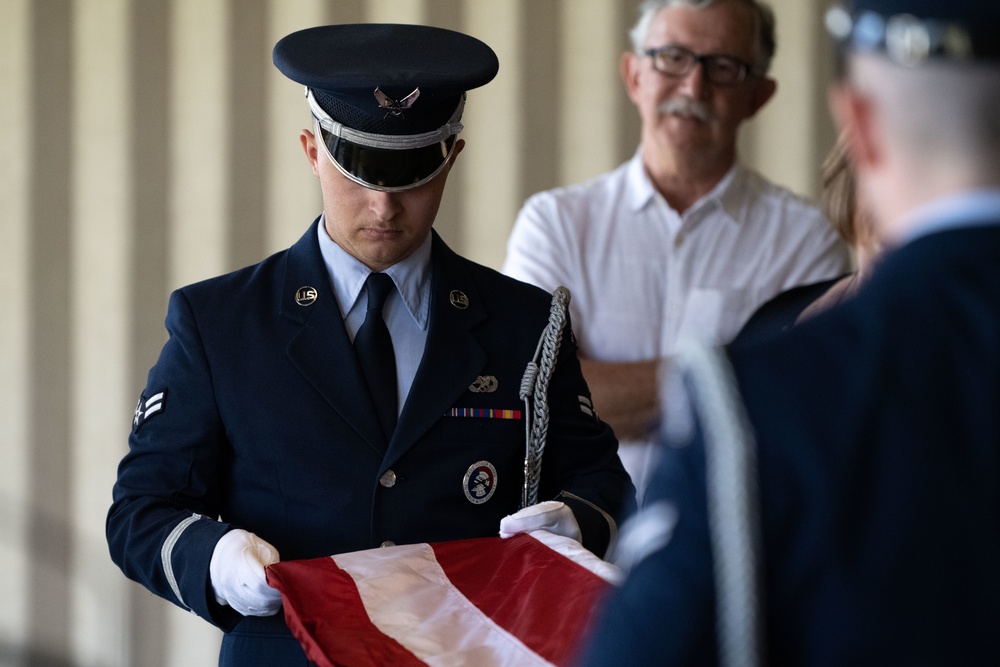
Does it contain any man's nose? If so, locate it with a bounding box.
[675,61,708,98]
[368,190,403,220]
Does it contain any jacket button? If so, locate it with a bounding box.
[380,540,395,548]
[379,470,397,488]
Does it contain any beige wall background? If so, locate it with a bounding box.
[0,0,835,664]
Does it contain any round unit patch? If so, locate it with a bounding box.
[463,461,497,504]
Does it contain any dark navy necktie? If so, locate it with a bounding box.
[355,272,398,439]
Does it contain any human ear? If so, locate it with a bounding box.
[748,77,777,117]
[828,83,880,171]
[299,129,321,176]
[621,51,643,105]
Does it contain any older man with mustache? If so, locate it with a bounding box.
[503,0,851,502]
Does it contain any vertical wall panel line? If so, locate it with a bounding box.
[738,0,831,199]
[367,0,423,23]
[422,0,465,248]
[265,0,325,254]
[166,0,230,662]
[616,2,643,166]
[264,0,327,254]
[457,0,522,268]
[228,0,269,271]
[127,1,174,661]
[323,0,367,25]
[169,0,230,289]
[559,0,624,186]
[0,0,32,658]
[70,0,134,663]
[516,0,562,218]
[129,0,172,368]
[27,0,74,660]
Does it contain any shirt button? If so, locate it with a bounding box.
[379,470,397,488]
[674,232,685,247]
[380,540,395,548]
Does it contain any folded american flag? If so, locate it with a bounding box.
[266,530,621,667]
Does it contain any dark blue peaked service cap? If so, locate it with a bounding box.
[273,23,499,136]
[272,23,498,191]
[826,0,1000,66]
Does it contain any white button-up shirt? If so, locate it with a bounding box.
[503,151,852,496]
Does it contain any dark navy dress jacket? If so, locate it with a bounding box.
[580,224,1000,666]
[107,221,632,665]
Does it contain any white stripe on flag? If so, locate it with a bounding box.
[333,543,551,667]
[267,532,617,666]
[525,529,622,585]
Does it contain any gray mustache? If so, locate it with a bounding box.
[659,97,713,122]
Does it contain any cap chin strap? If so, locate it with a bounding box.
[306,87,464,150]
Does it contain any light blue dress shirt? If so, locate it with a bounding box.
[316,219,432,415]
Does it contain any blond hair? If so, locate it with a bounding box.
[819,135,859,246]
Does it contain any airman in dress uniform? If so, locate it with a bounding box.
[107,23,632,666]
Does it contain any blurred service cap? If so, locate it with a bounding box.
[825,0,1000,66]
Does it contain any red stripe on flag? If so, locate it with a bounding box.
[267,534,615,666]
[266,556,425,667]
[431,534,611,665]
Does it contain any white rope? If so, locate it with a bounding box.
[676,339,764,667]
[520,287,571,508]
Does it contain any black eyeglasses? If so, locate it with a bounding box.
[643,45,758,85]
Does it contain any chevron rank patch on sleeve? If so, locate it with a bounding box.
[133,388,167,433]
[578,395,598,420]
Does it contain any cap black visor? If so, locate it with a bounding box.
[321,128,457,191]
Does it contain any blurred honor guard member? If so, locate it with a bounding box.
[580,0,1000,665]
[107,24,631,666]
[502,0,852,502]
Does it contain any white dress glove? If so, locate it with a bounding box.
[209,528,282,616]
[499,500,582,543]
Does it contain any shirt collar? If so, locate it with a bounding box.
[626,149,657,212]
[901,189,1000,244]
[626,148,744,224]
[316,217,432,330]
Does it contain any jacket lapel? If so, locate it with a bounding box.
[281,219,388,457]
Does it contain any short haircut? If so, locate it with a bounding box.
[852,56,1000,178]
[629,0,777,75]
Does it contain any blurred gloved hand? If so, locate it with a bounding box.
[209,528,282,616]
[499,500,582,543]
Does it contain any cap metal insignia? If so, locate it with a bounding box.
[825,6,978,67]
[374,87,420,118]
[295,286,318,306]
[886,14,932,66]
[449,290,469,309]
[463,460,497,505]
[469,375,498,393]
